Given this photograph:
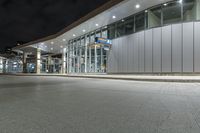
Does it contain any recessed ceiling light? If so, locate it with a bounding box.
[73,34,76,37]
[145,10,148,13]
[121,19,125,22]
[163,3,168,6]
[51,42,54,44]
[82,29,86,32]
[135,4,140,9]
[179,0,182,3]
[112,15,116,19]
[63,39,66,42]
[60,45,63,48]
[95,24,99,27]
[51,48,53,50]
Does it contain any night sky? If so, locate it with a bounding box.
[0,0,109,52]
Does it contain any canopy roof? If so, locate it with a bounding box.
[13,0,171,54]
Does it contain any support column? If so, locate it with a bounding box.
[89,46,92,73]
[47,55,52,73]
[69,46,72,73]
[36,48,41,74]
[5,59,8,73]
[23,52,28,73]
[0,57,3,73]
[62,48,67,74]
[84,36,88,73]
[73,47,75,73]
[67,47,69,74]
[79,43,82,73]
[101,47,103,73]
[75,43,78,73]
[95,45,97,73]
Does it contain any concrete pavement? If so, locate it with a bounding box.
[0,75,200,133]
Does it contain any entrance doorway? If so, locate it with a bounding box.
[89,44,108,73]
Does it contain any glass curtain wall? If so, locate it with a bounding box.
[67,27,108,74]
[183,0,196,21]
[162,1,182,25]
[95,30,101,73]
[90,33,95,73]
[147,6,162,28]
[80,37,85,73]
[86,35,90,73]
[107,0,200,39]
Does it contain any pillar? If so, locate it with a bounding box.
[23,52,28,73]
[47,55,52,73]
[94,45,97,73]
[89,46,92,73]
[73,46,75,73]
[4,59,8,73]
[62,48,67,74]
[84,36,88,73]
[67,47,69,74]
[79,43,81,73]
[0,57,2,73]
[68,46,72,73]
[36,48,41,74]
[101,46,104,73]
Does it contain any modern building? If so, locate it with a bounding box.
[13,0,200,74]
[0,53,23,74]
[0,55,7,73]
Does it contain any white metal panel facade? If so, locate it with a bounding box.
[172,24,182,72]
[194,22,200,72]
[108,22,200,74]
[145,29,153,72]
[183,22,194,72]
[162,25,172,73]
[152,28,162,73]
[133,33,139,72]
[139,32,145,72]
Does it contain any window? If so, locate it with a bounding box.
[124,16,134,34]
[116,21,125,37]
[73,41,76,56]
[163,1,182,25]
[183,0,196,21]
[95,30,101,37]
[68,0,199,46]
[90,33,95,43]
[108,24,116,39]
[147,6,162,28]
[102,29,108,38]
[76,39,80,55]
[135,12,145,32]
[86,35,90,46]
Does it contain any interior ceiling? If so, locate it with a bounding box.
[23,0,172,54]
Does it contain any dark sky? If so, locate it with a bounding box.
[0,0,109,52]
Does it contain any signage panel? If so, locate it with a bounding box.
[95,37,112,45]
